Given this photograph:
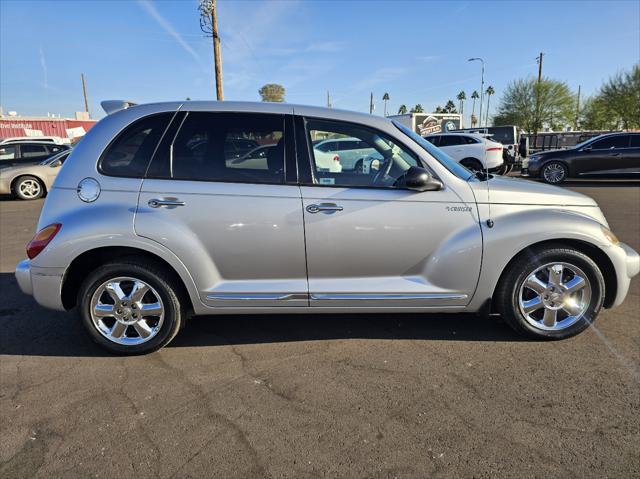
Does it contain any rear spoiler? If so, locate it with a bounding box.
[101,100,137,115]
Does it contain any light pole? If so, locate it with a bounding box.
[468,58,484,127]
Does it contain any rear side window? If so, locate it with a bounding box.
[438,136,464,147]
[463,136,480,144]
[21,145,49,158]
[100,113,173,177]
[0,145,17,160]
[169,112,285,184]
[629,135,640,148]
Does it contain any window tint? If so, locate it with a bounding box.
[0,145,17,160]
[101,113,173,177]
[438,135,465,147]
[591,135,629,150]
[463,136,480,144]
[629,135,640,148]
[307,119,419,188]
[48,145,64,154]
[21,145,49,158]
[171,112,285,183]
[425,136,440,146]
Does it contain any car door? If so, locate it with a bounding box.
[298,116,482,308]
[135,110,308,308]
[437,135,466,161]
[577,135,629,176]
[624,134,640,176]
[19,144,51,164]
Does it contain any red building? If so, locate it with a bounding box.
[0,116,98,140]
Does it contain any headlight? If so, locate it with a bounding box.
[601,226,620,245]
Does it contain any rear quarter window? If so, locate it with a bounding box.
[99,113,173,177]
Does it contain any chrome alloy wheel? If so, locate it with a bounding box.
[18,179,42,198]
[89,277,164,345]
[542,163,565,183]
[518,262,592,331]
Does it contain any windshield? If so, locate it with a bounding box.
[392,121,473,180]
[40,150,70,165]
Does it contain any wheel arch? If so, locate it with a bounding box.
[540,158,571,177]
[492,238,617,310]
[61,246,196,312]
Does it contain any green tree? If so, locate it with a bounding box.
[470,90,479,126]
[410,104,424,113]
[492,77,575,132]
[382,92,390,116]
[434,105,444,113]
[581,65,640,130]
[485,86,495,125]
[398,104,408,114]
[456,91,466,115]
[444,100,457,113]
[258,83,285,102]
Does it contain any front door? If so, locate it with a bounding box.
[135,110,308,308]
[299,117,482,308]
[577,134,630,176]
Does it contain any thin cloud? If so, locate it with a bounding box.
[39,47,48,90]
[137,0,204,68]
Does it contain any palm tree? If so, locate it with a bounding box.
[485,86,495,126]
[382,92,390,117]
[456,91,466,115]
[411,104,424,113]
[444,100,457,113]
[398,104,407,114]
[470,90,479,127]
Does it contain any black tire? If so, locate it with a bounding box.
[495,246,605,340]
[78,259,185,355]
[460,158,483,172]
[540,161,568,184]
[14,175,44,200]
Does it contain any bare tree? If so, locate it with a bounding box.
[199,0,224,100]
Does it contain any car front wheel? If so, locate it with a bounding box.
[78,259,184,354]
[496,247,605,339]
[541,161,568,184]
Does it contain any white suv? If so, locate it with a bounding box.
[424,133,503,172]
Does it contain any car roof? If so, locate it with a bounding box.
[0,141,67,146]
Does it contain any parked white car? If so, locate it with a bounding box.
[313,147,342,172]
[424,133,503,172]
[314,137,375,170]
[0,136,69,145]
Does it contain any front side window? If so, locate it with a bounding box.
[590,135,629,150]
[630,135,640,148]
[21,145,48,158]
[100,113,173,177]
[438,136,464,147]
[170,112,285,184]
[0,145,17,160]
[307,119,419,188]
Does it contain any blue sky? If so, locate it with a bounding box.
[1,0,638,123]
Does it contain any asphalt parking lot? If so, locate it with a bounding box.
[1,182,639,478]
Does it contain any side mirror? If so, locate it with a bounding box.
[49,159,62,168]
[398,166,443,192]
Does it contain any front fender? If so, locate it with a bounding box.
[468,204,614,310]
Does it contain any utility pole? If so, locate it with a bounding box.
[326,90,331,108]
[468,58,484,126]
[535,52,544,134]
[574,84,581,131]
[81,73,89,117]
[369,92,374,114]
[199,0,224,100]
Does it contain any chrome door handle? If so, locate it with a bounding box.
[148,198,185,208]
[306,203,343,214]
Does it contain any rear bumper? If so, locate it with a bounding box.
[15,259,66,311]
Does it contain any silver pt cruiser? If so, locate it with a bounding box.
[15,101,640,354]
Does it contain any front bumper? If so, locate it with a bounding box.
[15,259,66,311]
[608,242,640,308]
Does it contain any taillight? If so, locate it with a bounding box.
[486,147,502,152]
[333,155,340,162]
[26,223,61,259]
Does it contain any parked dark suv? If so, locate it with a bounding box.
[524,132,640,184]
[0,142,70,169]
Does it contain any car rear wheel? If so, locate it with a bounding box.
[495,247,605,339]
[460,158,483,172]
[78,259,184,354]
[541,161,568,184]
[14,175,44,200]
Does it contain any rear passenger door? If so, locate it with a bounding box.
[135,110,308,309]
